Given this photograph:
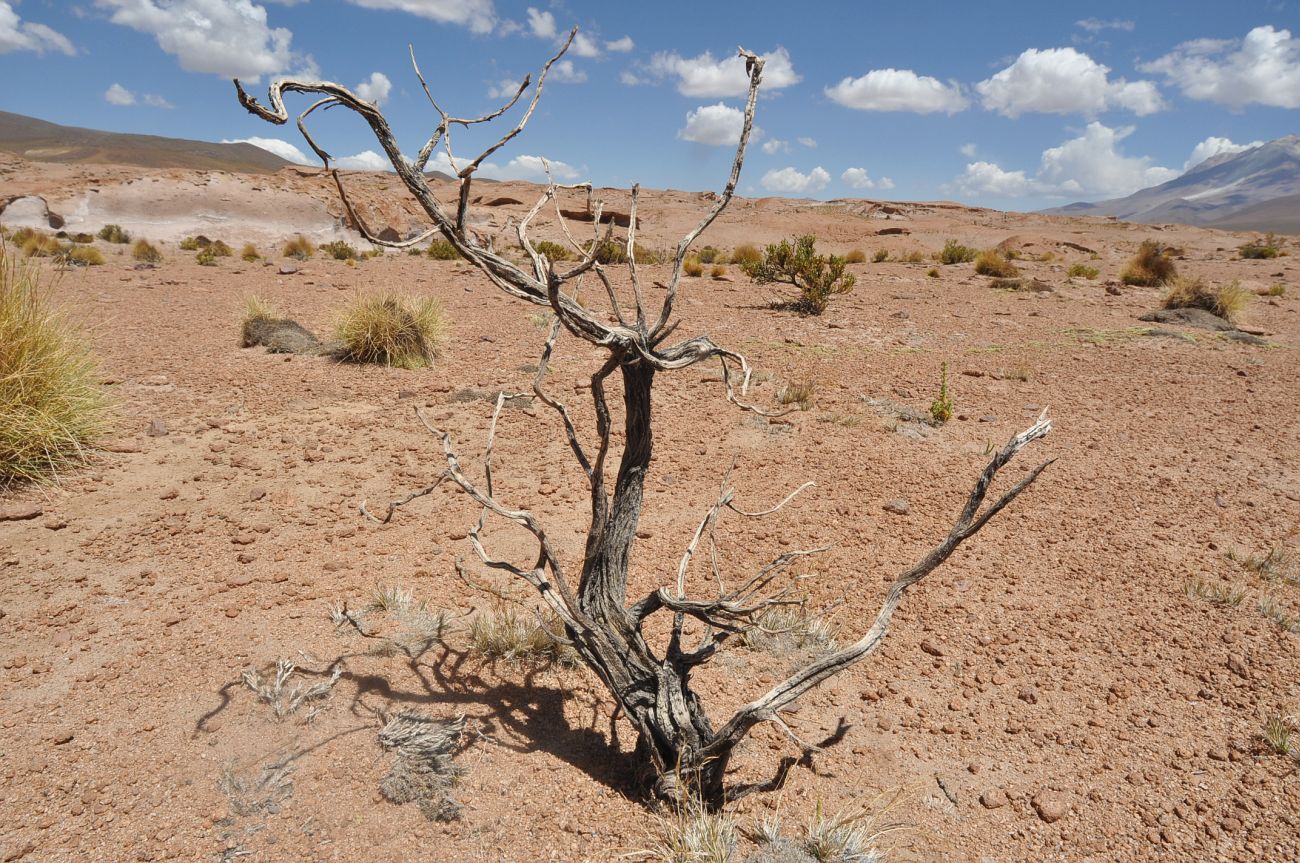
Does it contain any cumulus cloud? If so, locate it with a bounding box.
[345,0,495,33]
[1183,135,1264,171]
[760,166,829,195]
[143,93,174,108]
[1141,25,1300,109]
[0,1,75,55]
[605,35,633,53]
[222,136,312,164]
[335,150,392,171]
[976,47,1164,117]
[959,142,977,158]
[571,31,601,58]
[841,167,895,191]
[354,71,391,105]
[525,6,554,39]
[424,150,581,181]
[97,0,294,80]
[678,103,745,146]
[761,139,790,155]
[549,59,586,83]
[644,46,799,97]
[952,122,1178,199]
[105,83,135,106]
[487,78,521,98]
[825,68,968,114]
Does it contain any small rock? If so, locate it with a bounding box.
[159,487,179,501]
[101,439,142,454]
[224,607,240,618]
[247,486,267,502]
[278,263,299,275]
[980,789,1008,809]
[1105,283,1122,296]
[0,504,42,522]
[961,369,985,378]
[882,499,910,515]
[161,614,181,626]
[52,732,74,745]
[1032,792,1067,823]
[145,419,169,437]
[979,415,997,423]
[1207,748,1229,762]
[920,639,945,657]
[1226,654,1249,679]
[42,518,67,531]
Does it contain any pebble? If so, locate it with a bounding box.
[920,639,945,657]
[1032,792,1067,823]
[145,419,169,437]
[980,789,1008,809]
[159,487,179,500]
[278,263,299,275]
[101,440,142,454]
[882,498,910,515]
[0,505,42,522]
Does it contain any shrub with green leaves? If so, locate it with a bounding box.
[97,224,131,244]
[743,235,856,315]
[1067,263,1099,279]
[930,362,954,424]
[196,247,218,266]
[939,239,977,265]
[533,240,572,262]
[131,239,163,263]
[426,237,460,260]
[179,236,201,252]
[1239,234,1282,259]
[322,240,358,260]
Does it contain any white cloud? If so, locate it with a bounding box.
[678,103,744,146]
[105,82,173,108]
[345,0,495,33]
[825,68,968,114]
[959,142,977,158]
[646,46,799,97]
[977,47,1164,117]
[841,167,873,189]
[571,32,601,58]
[1076,18,1134,33]
[354,71,391,105]
[549,59,585,83]
[877,177,895,190]
[0,1,76,55]
[223,136,312,164]
[487,78,521,98]
[952,122,1178,199]
[424,150,581,181]
[605,35,633,53]
[97,0,294,80]
[760,166,829,195]
[335,150,392,171]
[1141,25,1300,109]
[1183,135,1264,171]
[619,70,646,86]
[525,6,554,39]
[761,139,790,155]
[105,83,135,106]
[797,136,816,148]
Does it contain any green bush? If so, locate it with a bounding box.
[1067,263,1099,279]
[179,236,201,252]
[533,240,572,262]
[322,240,358,261]
[929,362,954,424]
[97,224,131,244]
[1239,234,1282,259]
[196,247,218,266]
[426,237,460,260]
[743,235,856,316]
[939,239,977,265]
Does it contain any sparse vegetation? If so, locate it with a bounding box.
[96,223,131,244]
[1259,595,1299,632]
[1261,282,1286,297]
[241,295,277,328]
[729,243,762,268]
[377,711,466,822]
[196,247,218,266]
[844,248,866,264]
[1068,263,1099,279]
[209,240,234,257]
[777,379,816,411]
[929,362,954,424]
[131,238,163,263]
[64,245,104,267]
[1263,714,1297,759]
[1184,577,1247,607]
[1120,240,1177,286]
[899,250,926,264]
[939,239,977,265]
[533,240,572,262]
[179,236,202,251]
[333,291,446,369]
[322,240,358,260]
[21,232,62,258]
[872,248,889,263]
[684,257,704,277]
[242,658,340,721]
[1239,234,1282,259]
[697,245,721,264]
[1161,276,1249,323]
[424,237,458,259]
[743,235,856,315]
[740,604,836,656]
[926,267,939,279]
[240,243,260,262]
[753,800,899,863]
[651,797,737,863]
[283,234,316,260]
[711,264,728,280]
[1,251,110,486]
[467,606,575,665]
[974,250,1018,277]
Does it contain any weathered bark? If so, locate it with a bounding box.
[234,30,1055,808]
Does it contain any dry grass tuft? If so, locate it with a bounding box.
[741,605,836,656]
[322,240,357,260]
[240,243,260,262]
[377,711,466,821]
[844,249,867,264]
[1068,263,1099,279]
[334,291,446,369]
[753,797,901,863]
[131,238,163,263]
[427,237,460,260]
[651,798,737,863]
[1263,714,1298,759]
[684,257,704,277]
[1183,577,1246,607]
[283,234,315,260]
[96,223,130,244]
[1161,276,1249,322]
[711,264,728,280]
[467,606,576,665]
[872,248,889,263]
[1258,595,1299,632]
[777,380,816,411]
[974,250,1018,277]
[730,244,762,268]
[21,232,62,258]
[64,246,104,267]
[1121,240,1177,286]
[1,251,110,486]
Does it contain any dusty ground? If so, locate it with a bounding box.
[2,160,1299,863]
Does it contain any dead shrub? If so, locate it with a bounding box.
[131,238,163,263]
[1121,240,1176,286]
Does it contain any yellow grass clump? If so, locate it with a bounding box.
[729,244,762,268]
[844,248,867,264]
[683,257,704,277]
[974,250,1018,277]
[65,246,104,266]
[21,232,62,258]
[334,291,446,369]
[1161,276,1249,323]
[131,239,163,263]
[283,234,315,260]
[1121,240,1177,286]
[240,243,260,262]
[0,251,110,486]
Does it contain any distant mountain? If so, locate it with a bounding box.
[0,110,292,173]
[1044,135,1300,234]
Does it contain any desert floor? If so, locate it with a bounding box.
[2,178,1299,862]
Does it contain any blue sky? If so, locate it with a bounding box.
[1,0,1297,209]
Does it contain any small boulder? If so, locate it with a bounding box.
[1032,792,1067,823]
[882,499,910,515]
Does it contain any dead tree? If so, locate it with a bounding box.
[233,29,1053,806]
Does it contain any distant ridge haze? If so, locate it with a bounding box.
[1044,136,1300,234]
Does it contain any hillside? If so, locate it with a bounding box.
[0,110,292,173]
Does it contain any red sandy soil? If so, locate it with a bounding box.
[2,160,1299,862]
